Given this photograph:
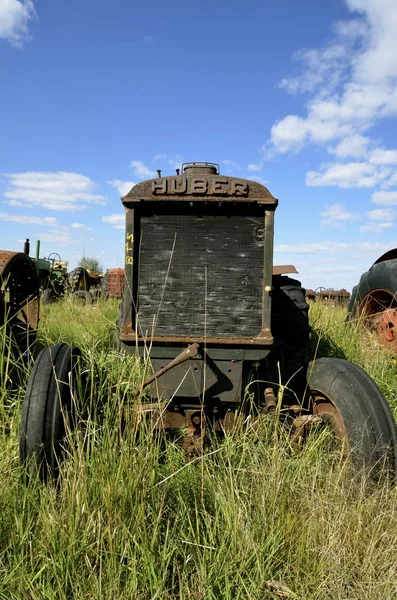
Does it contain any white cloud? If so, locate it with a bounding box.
[0,0,36,47]
[101,214,124,230]
[360,222,393,232]
[320,203,354,226]
[130,160,155,179]
[3,171,107,212]
[366,208,396,220]
[331,134,370,158]
[263,0,397,196]
[108,179,135,196]
[369,148,397,165]
[71,222,91,230]
[153,154,183,171]
[0,212,57,226]
[306,161,390,188]
[275,241,395,254]
[372,191,397,205]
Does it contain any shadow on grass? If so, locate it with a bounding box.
[308,328,347,361]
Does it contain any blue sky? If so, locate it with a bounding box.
[1,0,397,291]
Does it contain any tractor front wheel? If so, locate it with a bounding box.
[19,343,83,481]
[306,357,397,477]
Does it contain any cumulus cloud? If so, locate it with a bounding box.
[130,161,155,179]
[0,212,57,226]
[366,208,396,220]
[360,222,393,232]
[257,0,397,207]
[0,0,36,47]
[3,171,107,212]
[372,191,397,205]
[320,203,354,226]
[108,179,135,196]
[306,162,391,188]
[153,154,183,171]
[275,241,396,254]
[101,214,124,230]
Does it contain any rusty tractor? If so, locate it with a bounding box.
[347,249,397,352]
[19,163,397,480]
[101,268,125,299]
[0,247,40,355]
[306,287,351,307]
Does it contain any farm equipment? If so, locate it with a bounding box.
[101,268,125,299]
[25,239,103,304]
[0,248,39,354]
[347,249,397,351]
[19,162,397,479]
[306,287,351,306]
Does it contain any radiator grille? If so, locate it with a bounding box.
[137,214,264,338]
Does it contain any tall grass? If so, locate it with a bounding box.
[0,299,396,599]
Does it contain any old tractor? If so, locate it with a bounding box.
[0,246,39,355]
[347,249,397,352]
[19,163,397,479]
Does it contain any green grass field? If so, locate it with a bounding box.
[1,298,397,599]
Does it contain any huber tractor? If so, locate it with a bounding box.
[20,162,397,479]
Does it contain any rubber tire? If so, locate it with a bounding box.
[72,290,93,304]
[42,288,56,305]
[307,357,397,477]
[19,343,82,481]
[347,259,397,320]
[69,267,88,293]
[271,276,311,346]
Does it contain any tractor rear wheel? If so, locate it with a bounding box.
[0,251,39,353]
[72,290,93,304]
[306,357,397,477]
[69,267,88,293]
[19,343,82,480]
[271,276,311,347]
[347,259,397,351]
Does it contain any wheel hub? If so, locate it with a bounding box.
[374,307,397,350]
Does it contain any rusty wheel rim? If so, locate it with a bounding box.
[310,389,348,448]
[359,289,397,352]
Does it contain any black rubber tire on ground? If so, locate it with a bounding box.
[42,288,56,305]
[347,259,397,321]
[72,290,93,304]
[271,276,311,347]
[19,343,82,481]
[307,357,397,477]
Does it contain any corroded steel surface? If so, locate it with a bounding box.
[122,162,278,206]
[372,307,397,352]
[105,268,125,298]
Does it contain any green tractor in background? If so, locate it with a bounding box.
[25,239,103,304]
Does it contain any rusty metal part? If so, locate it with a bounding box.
[373,307,397,351]
[311,391,348,442]
[272,265,298,276]
[120,332,273,345]
[122,162,278,206]
[104,268,125,299]
[306,287,351,305]
[0,250,40,352]
[183,409,205,455]
[291,414,323,445]
[132,342,200,397]
[264,387,277,413]
[358,289,397,351]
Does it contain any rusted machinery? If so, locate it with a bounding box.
[0,249,39,354]
[101,268,125,299]
[347,249,397,351]
[20,162,397,479]
[306,287,351,306]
